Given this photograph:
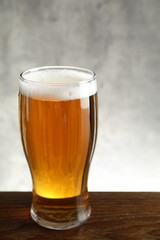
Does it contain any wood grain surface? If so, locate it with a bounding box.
[1,192,160,239]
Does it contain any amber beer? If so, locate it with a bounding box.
[19,66,97,230]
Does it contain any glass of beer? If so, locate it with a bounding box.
[19,66,98,230]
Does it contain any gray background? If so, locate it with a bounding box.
[0,0,160,191]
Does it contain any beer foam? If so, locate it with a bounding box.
[19,67,97,100]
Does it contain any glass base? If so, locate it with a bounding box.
[30,191,91,230]
[31,206,91,230]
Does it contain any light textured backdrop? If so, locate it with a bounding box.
[0,0,160,191]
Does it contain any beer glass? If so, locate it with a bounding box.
[19,66,98,230]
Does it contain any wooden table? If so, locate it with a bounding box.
[1,192,160,240]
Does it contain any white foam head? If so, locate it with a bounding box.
[19,66,97,100]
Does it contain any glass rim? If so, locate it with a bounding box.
[20,66,96,86]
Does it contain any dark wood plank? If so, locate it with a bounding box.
[1,192,160,239]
